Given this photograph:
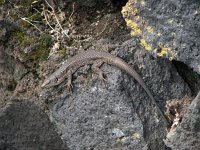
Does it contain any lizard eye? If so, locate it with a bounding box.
[54,78,58,82]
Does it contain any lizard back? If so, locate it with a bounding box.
[42,50,169,125]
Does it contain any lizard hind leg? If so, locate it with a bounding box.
[91,60,108,88]
[91,59,106,81]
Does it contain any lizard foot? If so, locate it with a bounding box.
[91,60,107,82]
[66,70,73,92]
[98,73,108,88]
[98,71,107,81]
[67,83,73,93]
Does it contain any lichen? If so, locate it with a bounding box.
[157,44,177,60]
[140,39,152,51]
[146,26,154,33]
[157,44,169,57]
[122,0,178,61]
[125,19,142,36]
[141,0,145,7]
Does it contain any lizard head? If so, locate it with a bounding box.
[41,79,50,88]
[41,73,66,88]
[41,73,58,88]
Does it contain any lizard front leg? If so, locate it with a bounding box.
[66,70,73,92]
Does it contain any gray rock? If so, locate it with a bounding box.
[164,91,200,149]
[0,100,68,150]
[122,0,200,74]
[0,49,26,106]
[42,47,190,149]
[0,0,197,149]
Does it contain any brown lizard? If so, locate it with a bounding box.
[41,50,170,126]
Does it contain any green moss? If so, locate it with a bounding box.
[0,0,5,5]
[17,0,36,7]
[4,0,33,7]
[12,31,34,47]
[31,34,52,61]
[57,49,67,55]
[11,30,52,61]
[11,0,42,28]
[30,12,42,21]
[20,8,43,27]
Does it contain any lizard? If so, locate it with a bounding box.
[41,50,170,126]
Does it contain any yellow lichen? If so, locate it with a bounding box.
[157,44,177,60]
[131,8,138,15]
[141,0,145,7]
[132,133,141,139]
[122,1,134,16]
[122,0,178,61]
[157,44,169,57]
[126,1,131,7]
[169,51,177,60]
[157,32,161,36]
[125,19,142,36]
[121,7,128,15]
[140,39,152,51]
[146,26,154,33]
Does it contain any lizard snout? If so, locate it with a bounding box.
[41,80,50,87]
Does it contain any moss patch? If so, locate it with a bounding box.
[11,30,52,61]
[57,49,67,56]
[16,0,36,7]
[31,34,52,61]
[12,31,34,47]
[0,0,5,5]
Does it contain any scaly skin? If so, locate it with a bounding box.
[42,50,170,126]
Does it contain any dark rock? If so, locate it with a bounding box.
[0,0,197,149]
[0,48,26,106]
[122,0,200,74]
[173,60,200,96]
[0,20,21,45]
[42,45,190,149]
[0,100,68,150]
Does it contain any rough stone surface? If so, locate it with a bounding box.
[122,0,200,74]
[0,48,27,106]
[164,91,200,149]
[0,19,68,149]
[0,100,68,150]
[0,0,198,149]
[41,42,190,149]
